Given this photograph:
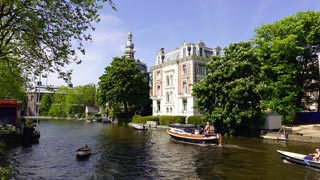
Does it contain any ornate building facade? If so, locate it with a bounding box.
[150,42,221,117]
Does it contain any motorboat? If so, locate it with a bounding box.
[167,126,222,146]
[277,150,320,169]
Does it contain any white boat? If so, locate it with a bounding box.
[131,124,148,130]
[277,150,320,169]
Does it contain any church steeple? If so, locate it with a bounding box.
[124,31,135,59]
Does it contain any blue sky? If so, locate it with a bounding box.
[47,0,320,86]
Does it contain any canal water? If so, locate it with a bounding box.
[6,120,320,180]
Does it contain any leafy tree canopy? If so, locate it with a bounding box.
[48,84,96,117]
[39,93,53,116]
[0,0,115,87]
[253,10,320,124]
[97,56,150,116]
[0,59,25,100]
[193,42,264,135]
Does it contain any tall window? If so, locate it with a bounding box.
[157,101,160,112]
[166,92,170,102]
[197,64,206,75]
[182,81,187,93]
[157,71,161,80]
[182,64,187,75]
[170,75,173,86]
[156,85,160,96]
[183,100,187,111]
[166,76,170,86]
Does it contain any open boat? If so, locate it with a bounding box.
[277,150,320,169]
[131,124,148,130]
[76,148,91,158]
[167,126,222,146]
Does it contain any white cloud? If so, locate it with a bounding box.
[45,13,127,87]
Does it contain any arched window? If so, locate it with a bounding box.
[166,92,170,102]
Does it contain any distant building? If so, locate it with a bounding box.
[303,52,320,112]
[123,31,149,82]
[85,106,100,117]
[150,41,221,117]
[26,82,55,116]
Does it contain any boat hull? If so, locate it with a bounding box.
[167,128,222,146]
[76,150,91,158]
[277,150,320,169]
[132,124,148,130]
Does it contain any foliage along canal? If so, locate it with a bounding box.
[4,119,320,180]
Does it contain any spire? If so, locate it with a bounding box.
[124,31,135,59]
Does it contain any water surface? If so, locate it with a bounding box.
[7,120,320,180]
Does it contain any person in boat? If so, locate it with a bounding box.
[78,144,90,151]
[204,122,211,135]
[309,148,320,161]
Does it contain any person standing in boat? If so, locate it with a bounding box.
[204,122,211,135]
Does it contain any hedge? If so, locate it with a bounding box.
[159,116,186,125]
[187,116,205,125]
[131,115,159,124]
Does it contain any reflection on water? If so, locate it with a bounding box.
[7,120,320,180]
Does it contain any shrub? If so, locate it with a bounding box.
[187,116,204,125]
[159,116,186,125]
[132,115,142,122]
[0,167,12,180]
[132,115,159,124]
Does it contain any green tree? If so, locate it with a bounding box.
[49,87,68,117]
[49,84,97,117]
[0,59,25,100]
[192,42,264,135]
[0,0,115,86]
[97,57,150,117]
[39,93,53,116]
[253,11,320,124]
[65,84,96,116]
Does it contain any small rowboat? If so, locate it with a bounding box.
[76,148,91,158]
[132,124,148,130]
[277,150,320,169]
[167,127,222,146]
